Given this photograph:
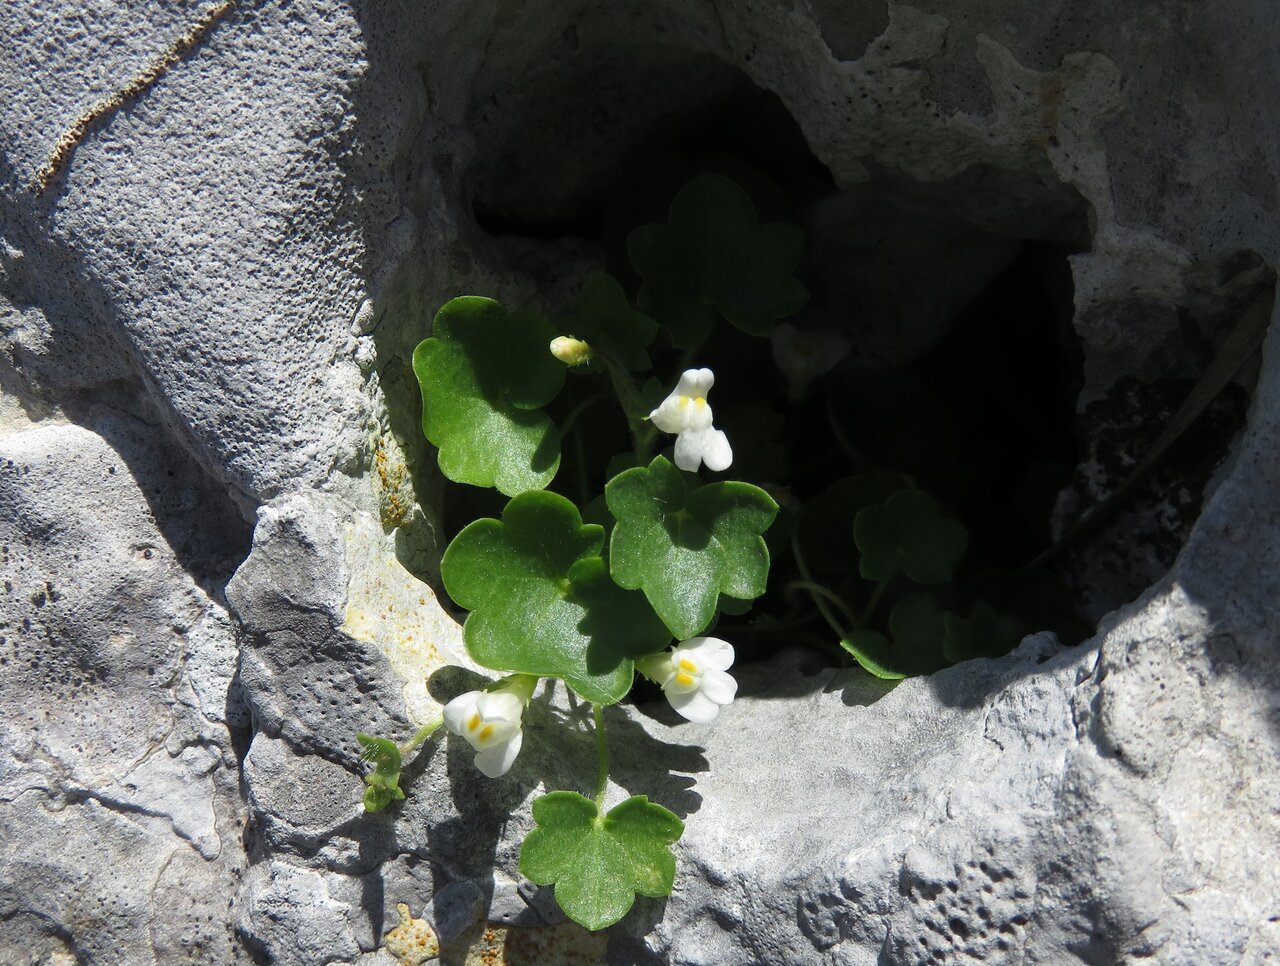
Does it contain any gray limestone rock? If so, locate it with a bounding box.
[2,0,1277,963]
[0,423,246,963]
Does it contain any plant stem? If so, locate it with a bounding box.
[593,703,609,808]
[573,422,589,506]
[398,716,443,756]
[600,356,658,458]
[790,530,853,640]
[787,580,858,637]
[556,391,609,441]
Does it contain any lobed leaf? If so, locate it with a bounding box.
[414,296,564,496]
[558,272,658,371]
[520,792,684,931]
[606,456,778,640]
[796,471,914,575]
[441,491,671,704]
[841,593,950,679]
[854,489,968,585]
[627,174,808,348]
[942,600,1026,663]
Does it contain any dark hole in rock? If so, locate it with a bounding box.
[413,38,1263,677]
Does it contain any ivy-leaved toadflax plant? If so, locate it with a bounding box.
[358,169,1083,933]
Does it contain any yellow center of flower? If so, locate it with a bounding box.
[467,713,481,731]
[677,396,707,410]
[478,724,494,741]
[673,657,700,688]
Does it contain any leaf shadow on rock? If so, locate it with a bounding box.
[429,667,707,820]
[922,630,1085,710]
[414,665,707,939]
[703,646,901,708]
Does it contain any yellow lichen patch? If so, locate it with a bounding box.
[444,921,607,966]
[341,512,475,722]
[384,902,440,965]
[372,433,416,531]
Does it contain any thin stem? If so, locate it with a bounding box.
[823,383,864,468]
[600,356,658,458]
[573,422,589,506]
[593,704,609,808]
[787,580,858,637]
[791,530,853,640]
[556,391,609,441]
[398,716,443,756]
[858,578,891,628]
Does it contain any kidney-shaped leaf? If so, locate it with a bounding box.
[520,791,684,931]
[796,471,914,575]
[841,593,950,679]
[627,174,808,348]
[606,456,777,639]
[558,272,658,372]
[441,491,670,704]
[414,296,564,496]
[854,489,968,585]
[942,600,1026,663]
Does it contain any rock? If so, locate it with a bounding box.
[0,423,246,963]
[1,0,1277,963]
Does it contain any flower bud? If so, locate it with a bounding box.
[550,336,593,366]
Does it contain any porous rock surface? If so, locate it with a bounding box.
[1,1,1276,963]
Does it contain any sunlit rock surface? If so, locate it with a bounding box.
[2,1,1276,963]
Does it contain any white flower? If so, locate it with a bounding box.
[636,637,738,723]
[443,675,536,777]
[649,368,733,473]
[771,323,849,400]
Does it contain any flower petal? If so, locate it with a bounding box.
[699,668,738,705]
[678,636,735,671]
[649,394,687,433]
[473,730,523,778]
[675,368,714,399]
[700,428,733,472]
[673,430,705,472]
[475,691,523,722]
[667,687,722,723]
[443,691,481,735]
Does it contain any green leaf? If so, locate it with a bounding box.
[558,273,658,371]
[942,600,1026,663]
[520,792,684,931]
[826,369,972,501]
[627,174,808,347]
[414,296,565,496]
[440,491,671,704]
[966,568,1091,644]
[606,456,778,639]
[716,594,753,616]
[356,734,404,813]
[796,471,914,575]
[841,593,949,678]
[854,489,968,584]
